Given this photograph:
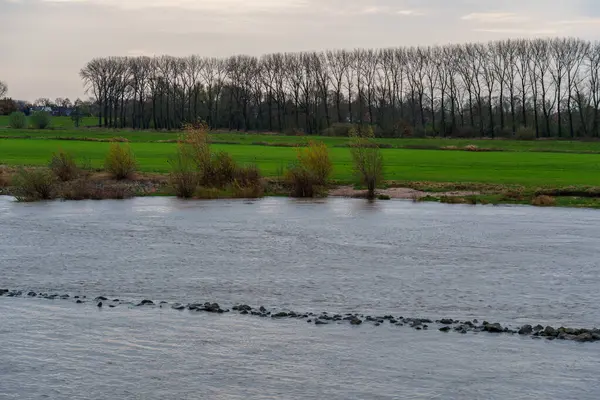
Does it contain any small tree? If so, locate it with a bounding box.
[349,126,384,200]
[104,142,137,180]
[8,111,27,129]
[0,81,7,98]
[31,111,52,129]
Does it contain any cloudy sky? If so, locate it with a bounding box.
[1,0,598,101]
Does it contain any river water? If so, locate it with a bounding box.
[1,196,599,399]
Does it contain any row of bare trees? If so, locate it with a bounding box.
[80,38,600,138]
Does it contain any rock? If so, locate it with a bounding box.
[202,303,222,313]
[74,296,79,299]
[27,292,37,297]
[557,332,576,341]
[95,296,108,301]
[61,294,70,299]
[374,323,381,326]
[533,324,544,332]
[109,305,116,308]
[483,323,503,333]
[439,326,451,332]
[389,319,397,324]
[76,300,83,304]
[259,306,267,313]
[171,303,185,310]
[350,319,363,325]
[113,299,120,302]
[543,326,557,337]
[272,312,289,318]
[575,333,594,342]
[97,302,103,308]
[439,319,454,325]
[0,289,8,296]
[315,320,328,325]
[473,319,478,323]
[241,310,249,315]
[307,319,312,323]
[137,300,154,306]
[518,325,533,335]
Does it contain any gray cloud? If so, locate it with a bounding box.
[0,0,596,100]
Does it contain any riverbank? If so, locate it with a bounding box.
[2,167,600,208]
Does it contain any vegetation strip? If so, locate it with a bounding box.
[2,289,598,343]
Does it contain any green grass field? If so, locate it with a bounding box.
[2,117,600,189]
[4,124,600,153]
[2,138,600,187]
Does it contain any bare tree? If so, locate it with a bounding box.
[0,81,8,98]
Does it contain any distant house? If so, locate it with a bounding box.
[30,106,53,113]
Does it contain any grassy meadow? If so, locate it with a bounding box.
[2,136,600,187]
[3,119,600,204]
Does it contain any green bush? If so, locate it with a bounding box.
[104,143,137,180]
[12,168,56,202]
[49,149,79,181]
[8,111,27,129]
[30,111,52,129]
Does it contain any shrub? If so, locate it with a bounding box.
[209,151,237,187]
[516,126,536,140]
[30,111,51,129]
[0,166,10,187]
[296,140,332,186]
[285,140,332,198]
[531,195,556,207]
[8,111,26,129]
[11,168,56,201]
[168,145,198,199]
[349,126,384,200]
[377,194,391,200]
[322,122,355,137]
[172,122,264,198]
[104,143,136,180]
[234,164,262,188]
[231,180,264,198]
[285,164,318,198]
[49,149,79,181]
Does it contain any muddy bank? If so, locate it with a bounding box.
[329,185,480,199]
[2,289,599,344]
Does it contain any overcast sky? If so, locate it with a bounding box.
[1,0,598,101]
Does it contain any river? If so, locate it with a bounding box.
[1,196,599,399]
